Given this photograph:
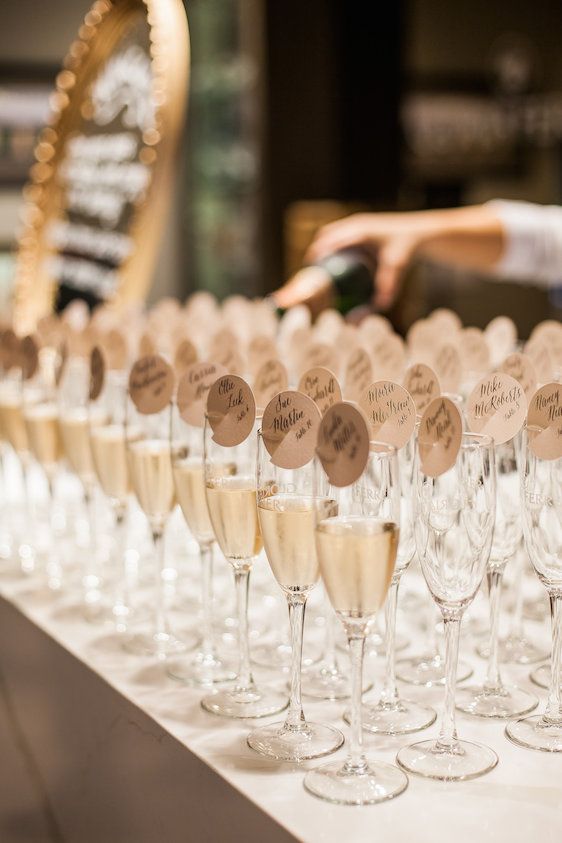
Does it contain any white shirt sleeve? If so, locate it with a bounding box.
[486,199,562,288]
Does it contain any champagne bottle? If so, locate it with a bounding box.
[271,248,376,316]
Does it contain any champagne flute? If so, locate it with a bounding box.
[348,442,437,734]
[304,440,408,805]
[200,413,287,718]
[397,433,498,780]
[123,382,189,658]
[246,432,344,760]
[506,426,562,751]
[166,404,235,685]
[89,369,139,630]
[456,437,538,717]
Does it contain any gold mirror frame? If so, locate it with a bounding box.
[13,0,189,334]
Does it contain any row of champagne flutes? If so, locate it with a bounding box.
[0,332,561,806]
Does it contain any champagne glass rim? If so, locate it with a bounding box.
[368,439,397,455]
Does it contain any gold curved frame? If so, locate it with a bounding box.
[13,0,189,334]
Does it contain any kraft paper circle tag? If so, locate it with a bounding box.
[418,396,463,478]
[20,335,39,380]
[216,345,245,376]
[529,320,562,366]
[403,363,441,414]
[261,390,321,469]
[433,343,462,393]
[299,342,339,376]
[129,355,174,415]
[359,380,416,449]
[89,346,105,401]
[359,314,392,341]
[176,361,227,427]
[467,373,527,445]
[253,359,288,410]
[317,402,370,487]
[139,332,156,357]
[485,316,517,364]
[298,367,342,417]
[343,347,373,403]
[428,308,462,335]
[524,339,554,384]
[209,328,238,359]
[407,319,437,358]
[499,352,537,403]
[460,327,490,373]
[206,375,256,447]
[104,329,128,370]
[527,383,562,460]
[371,334,406,381]
[248,335,277,372]
[174,339,198,378]
[1,329,21,371]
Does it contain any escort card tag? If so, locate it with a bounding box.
[176,361,227,427]
[433,343,462,393]
[485,316,517,364]
[529,320,562,367]
[316,402,370,487]
[524,339,554,384]
[298,367,342,417]
[371,334,406,381]
[173,338,198,378]
[467,373,526,445]
[527,383,562,460]
[418,396,463,477]
[262,390,321,469]
[406,319,437,358]
[129,355,174,415]
[216,345,245,376]
[206,374,256,447]
[21,335,39,380]
[104,329,128,371]
[460,327,490,373]
[89,346,105,401]
[209,328,238,360]
[248,335,277,373]
[343,347,373,403]
[139,332,156,357]
[253,359,288,410]
[499,352,537,402]
[300,342,339,377]
[428,308,462,335]
[403,363,441,414]
[359,380,416,449]
[359,314,392,341]
[0,329,20,371]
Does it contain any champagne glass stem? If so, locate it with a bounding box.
[545,594,562,723]
[153,528,169,639]
[381,580,400,705]
[484,569,503,691]
[284,593,307,730]
[345,634,367,773]
[199,542,215,658]
[82,485,98,592]
[323,598,338,670]
[234,568,254,692]
[509,545,525,639]
[437,615,461,748]
[113,506,128,612]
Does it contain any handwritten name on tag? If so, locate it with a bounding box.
[467,373,526,445]
[173,338,198,378]
[177,361,227,427]
[433,343,462,393]
[253,359,288,410]
[418,396,463,477]
[343,347,373,403]
[298,367,342,417]
[359,380,416,449]
[206,374,256,447]
[129,355,174,415]
[460,327,490,373]
[317,402,370,487]
[499,352,537,402]
[403,363,440,414]
[527,383,562,460]
[261,390,321,468]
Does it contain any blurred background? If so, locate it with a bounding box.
[1,0,562,334]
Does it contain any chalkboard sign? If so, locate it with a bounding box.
[13,0,189,333]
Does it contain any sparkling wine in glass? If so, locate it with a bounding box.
[247,427,344,760]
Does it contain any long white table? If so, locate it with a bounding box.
[1,525,561,843]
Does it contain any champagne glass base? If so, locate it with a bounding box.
[166,652,236,687]
[251,641,320,671]
[530,663,551,689]
[301,665,371,700]
[455,684,538,718]
[122,630,194,659]
[247,721,344,761]
[396,738,498,781]
[476,636,548,665]
[304,759,408,806]
[344,699,437,735]
[505,715,562,752]
[201,686,288,719]
[395,654,472,686]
